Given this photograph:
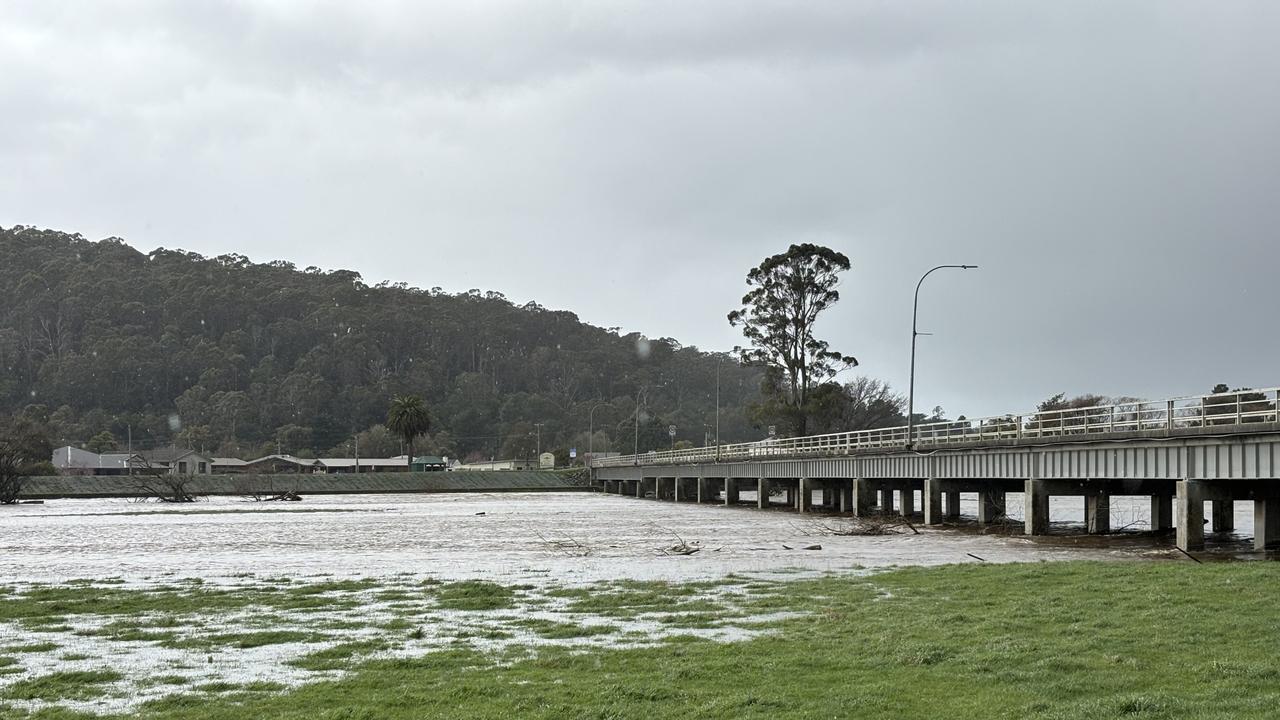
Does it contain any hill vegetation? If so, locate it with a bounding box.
[0,226,765,462]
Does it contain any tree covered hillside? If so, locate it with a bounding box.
[0,226,764,461]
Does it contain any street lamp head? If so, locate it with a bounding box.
[961,264,978,269]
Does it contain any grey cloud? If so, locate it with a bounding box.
[3,1,1279,420]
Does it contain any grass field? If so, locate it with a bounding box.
[2,561,1278,719]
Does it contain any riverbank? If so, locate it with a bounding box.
[16,470,589,500]
[1,561,1276,719]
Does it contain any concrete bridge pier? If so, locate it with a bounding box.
[978,490,1006,524]
[1151,494,1173,531]
[898,488,915,517]
[1211,500,1234,533]
[757,478,769,509]
[724,478,740,505]
[945,491,961,520]
[1085,491,1111,534]
[846,478,871,516]
[1255,496,1280,550]
[840,480,855,514]
[696,476,711,503]
[924,477,943,525]
[1024,479,1050,535]
[798,477,812,513]
[879,488,894,514]
[1176,480,1207,551]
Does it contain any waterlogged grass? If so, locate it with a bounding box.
[1,669,122,702]
[433,581,517,611]
[3,563,1280,718]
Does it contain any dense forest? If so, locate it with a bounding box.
[0,226,768,462]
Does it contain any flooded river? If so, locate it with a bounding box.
[2,490,1257,586]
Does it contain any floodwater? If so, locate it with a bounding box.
[0,490,1251,586]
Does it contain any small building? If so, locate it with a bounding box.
[211,457,251,474]
[538,452,556,470]
[451,459,534,472]
[315,457,409,474]
[51,446,137,476]
[239,454,322,474]
[139,447,214,476]
[410,456,447,472]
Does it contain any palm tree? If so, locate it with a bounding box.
[387,395,431,471]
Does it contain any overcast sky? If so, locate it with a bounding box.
[4,1,1279,419]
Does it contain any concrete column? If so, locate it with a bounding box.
[634,480,644,498]
[1085,492,1110,534]
[945,491,961,520]
[798,477,812,513]
[1024,479,1049,535]
[673,478,683,502]
[757,478,769,509]
[1176,480,1205,551]
[1150,494,1173,531]
[785,486,795,508]
[899,488,915,517]
[851,479,871,517]
[840,481,854,513]
[1254,497,1280,550]
[978,491,1005,524]
[923,478,943,525]
[880,488,894,514]
[696,477,708,503]
[1211,500,1234,533]
[724,478,739,505]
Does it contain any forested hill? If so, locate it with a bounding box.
[0,226,763,461]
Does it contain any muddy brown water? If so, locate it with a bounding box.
[0,491,1265,586]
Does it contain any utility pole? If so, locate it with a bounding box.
[354,434,359,474]
[534,423,544,457]
[715,358,721,461]
[907,264,978,448]
[588,402,608,459]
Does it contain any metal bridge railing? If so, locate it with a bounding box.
[591,386,1280,468]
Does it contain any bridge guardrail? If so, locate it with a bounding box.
[591,387,1280,467]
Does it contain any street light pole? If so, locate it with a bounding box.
[587,402,608,459]
[715,357,722,462]
[907,264,978,449]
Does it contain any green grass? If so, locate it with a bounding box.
[7,563,1280,719]
[163,630,321,651]
[1,669,123,702]
[109,564,1280,718]
[513,618,617,639]
[433,581,516,611]
[286,640,391,671]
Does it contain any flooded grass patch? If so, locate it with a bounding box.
[1,669,123,702]
[433,581,517,611]
[57,561,1271,720]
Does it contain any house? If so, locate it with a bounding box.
[51,446,137,476]
[239,454,322,474]
[211,457,251,474]
[138,447,214,475]
[451,459,534,472]
[410,456,447,472]
[315,457,409,474]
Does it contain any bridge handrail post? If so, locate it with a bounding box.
[1166,400,1174,430]
[1237,394,1243,426]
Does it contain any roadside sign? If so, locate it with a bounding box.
[668,425,676,437]
[768,425,777,438]
[569,448,577,458]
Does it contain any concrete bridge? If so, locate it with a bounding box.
[590,387,1280,552]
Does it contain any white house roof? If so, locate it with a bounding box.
[316,457,408,468]
[211,457,249,466]
[52,446,137,470]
